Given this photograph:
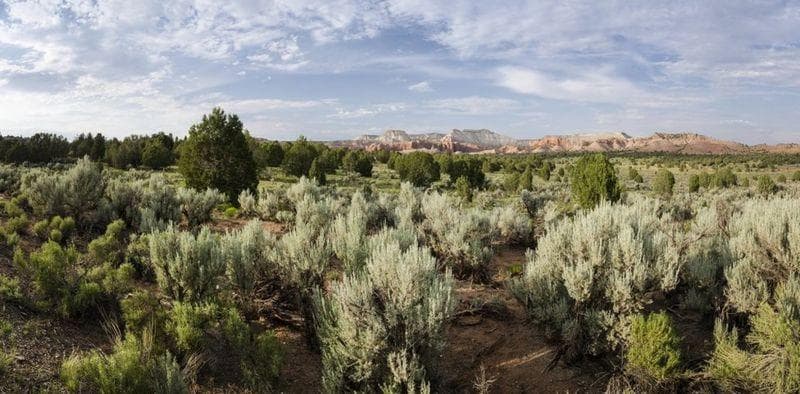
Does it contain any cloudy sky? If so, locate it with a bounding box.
[1,1,799,143]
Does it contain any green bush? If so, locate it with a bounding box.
[342,149,373,177]
[49,229,62,243]
[149,226,225,302]
[61,332,187,393]
[625,312,682,383]
[87,220,126,265]
[0,274,22,303]
[121,290,166,337]
[166,301,218,353]
[511,200,686,358]
[757,175,777,195]
[392,151,440,187]
[33,219,49,239]
[224,206,238,218]
[570,153,621,209]
[315,237,454,392]
[688,174,700,192]
[652,169,675,196]
[178,107,258,203]
[177,187,226,227]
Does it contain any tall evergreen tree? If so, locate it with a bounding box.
[178,108,258,203]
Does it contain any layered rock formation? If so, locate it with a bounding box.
[328,129,795,154]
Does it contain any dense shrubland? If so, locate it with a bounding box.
[7,109,800,392]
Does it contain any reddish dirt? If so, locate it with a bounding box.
[439,247,608,393]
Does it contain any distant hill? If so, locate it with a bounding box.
[327,129,800,154]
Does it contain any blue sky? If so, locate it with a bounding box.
[1,1,799,144]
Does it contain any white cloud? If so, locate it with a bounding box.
[495,66,641,103]
[408,81,433,92]
[424,96,520,115]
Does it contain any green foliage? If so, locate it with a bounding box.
[224,206,238,218]
[652,169,675,196]
[777,173,787,183]
[342,149,373,177]
[625,312,682,383]
[757,175,777,196]
[392,152,441,187]
[177,187,225,227]
[445,158,485,188]
[149,226,225,302]
[511,200,684,358]
[121,290,166,337]
[688,174,700,192]
[223,220,275,303]
[315,237,454,392]
[23,157,108,225]
[0,274,22,303]
[518,167,533,191]
[792,170,800,182]
[570,154,621,209]
[141,140,173,170]
[166,301,219,353]
[282,136,318,177]
[420,192,493,280]
[88,219,126,265]
[61,332,187,393]
[262,141,285,167]
[454,176,472,202]
[178,107,258,203]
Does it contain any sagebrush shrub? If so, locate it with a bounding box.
[625,312,682,383]
[315,237,454,392]
[490,204,532,246]
[177,187,225,227]
[511,200,683,358]
[61,331,187,393]
[725,198,800,313]
[237,189,257,217]
[419,192,493,280]
[149,226,225,302]
[331,191,370,272]
[223,220,276,303]
[24,157,108,226]
[0,166,20,194]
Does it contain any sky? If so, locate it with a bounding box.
[1,1,800,144]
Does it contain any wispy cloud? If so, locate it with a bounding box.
[408,81,433,92]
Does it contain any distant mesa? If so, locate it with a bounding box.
[327,129,797,154]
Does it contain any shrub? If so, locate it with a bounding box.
[792,170,800,182]
[149,226,225,302]
[0,165,20,194]
[178,107,258,203]
[315,238,454,392]
[224,206,238,218]
[121,290,166,337]
[61,332,187,393]
[177,187,225,227]
[237,189,257,217]
[330,192,370,272]
[221,308,282,389]
[342,149,373,177]
[625,312,682,383]
[166,301,219,353]
[0,274,22,304]
[454,176,472,202]
[87,219,126,265]
[725,198,800,313]
[778,174,788,183]
[223,220,276,304]
[757,175,778,196]
[420,192,493,280]
[49,229,63,243]
[24,157,108,226]
[282,137,319,177]
[272,215,331,347]
[652,169,675,196]
[511,200,682,359]
[708,284,800,393]
[570,153,621,209]
[33,219,50,239]
[392,152,440,187]
[256,189,291,221]
[490,204,532,246]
